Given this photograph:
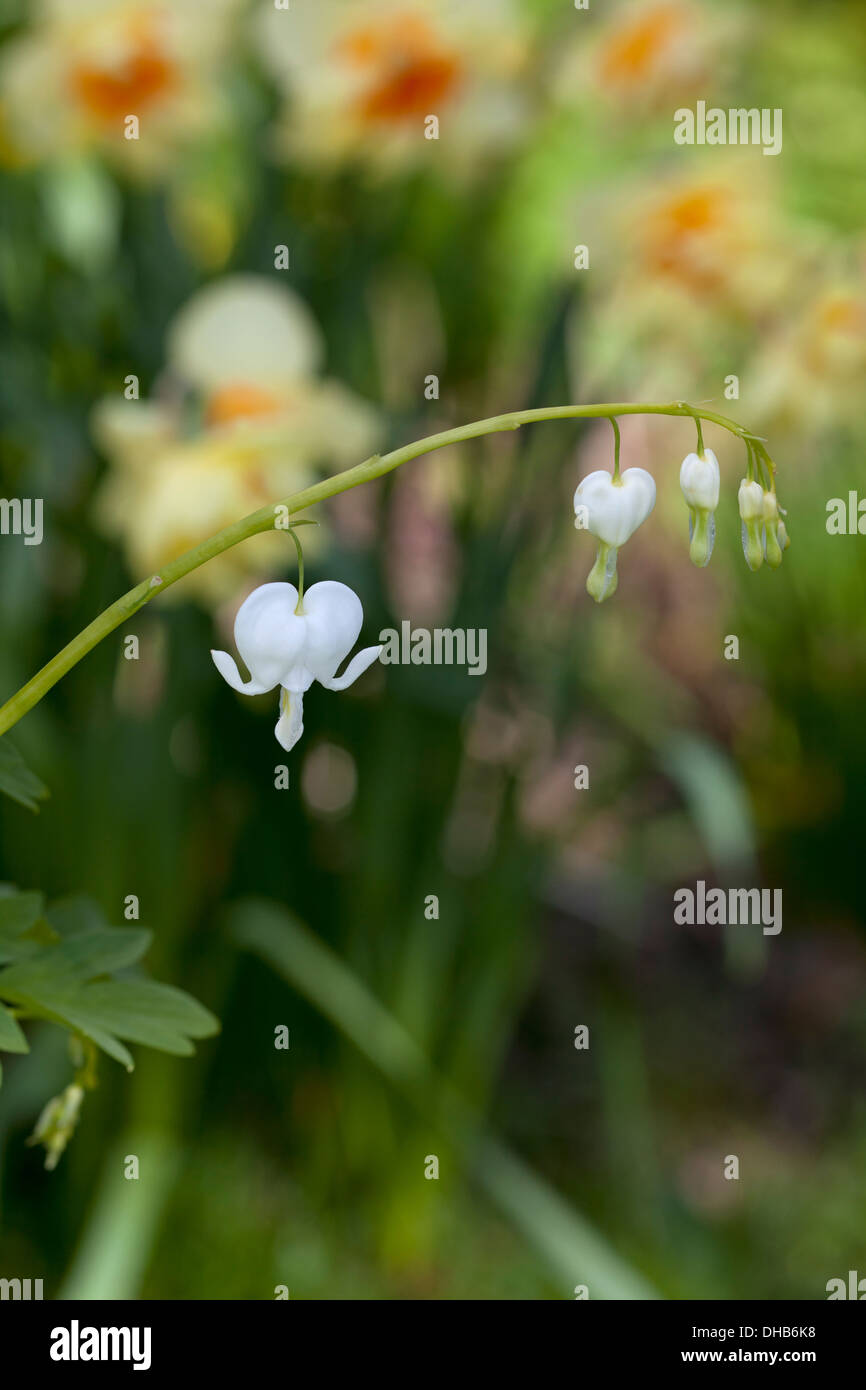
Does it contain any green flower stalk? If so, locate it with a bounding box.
[0,401,780,736]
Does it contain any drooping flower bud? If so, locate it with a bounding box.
[28,1084,85,1171]
[738,479,765,571]
[679,448,720,567]
[762,489,784,568]
[574,467,656,602]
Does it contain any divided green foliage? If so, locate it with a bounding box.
[0,889,218,1082]
[0,739,48,812]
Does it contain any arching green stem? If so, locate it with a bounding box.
[0,400,765,736]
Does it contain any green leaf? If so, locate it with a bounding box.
[0,739,48,812]
[0,890,51,964]
[45,895,110,939]
[0,891,218,1071]
[0,927,151,990]
[0,971,135,1071]
[660,732,756,870]
[0,890,44,934]
[49,927,152,977]
[0,1001,29,1054]
[64,980,219,1057]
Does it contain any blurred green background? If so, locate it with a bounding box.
[1,0,865,1299]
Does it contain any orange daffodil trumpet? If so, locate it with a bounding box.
[211,581,382,752]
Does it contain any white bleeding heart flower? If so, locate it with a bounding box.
[738,478,765,571]
[574,467,657,545]
[573,467,656,602]
[679,448,720,567]
[211,580,382,751]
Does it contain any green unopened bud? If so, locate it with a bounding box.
[762,490,783,569]
[738,479,765,571]
[28,1083,85,1171]
[586,542,618,603]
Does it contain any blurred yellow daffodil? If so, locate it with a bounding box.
[255,0,530,175]
[556,0,736,114]
[0,0,242,176]
[92,276,381,602]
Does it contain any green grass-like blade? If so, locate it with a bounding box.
[230,897,660,1301]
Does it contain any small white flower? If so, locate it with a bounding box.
[573,467,656,601]
[211,581,382,751]
[679,448,720,567]
[680,449,720,511]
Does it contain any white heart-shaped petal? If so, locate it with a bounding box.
[574,467,656,547]
[298,581,364,685]
[232,582,306,691]
[680,450,720,510]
